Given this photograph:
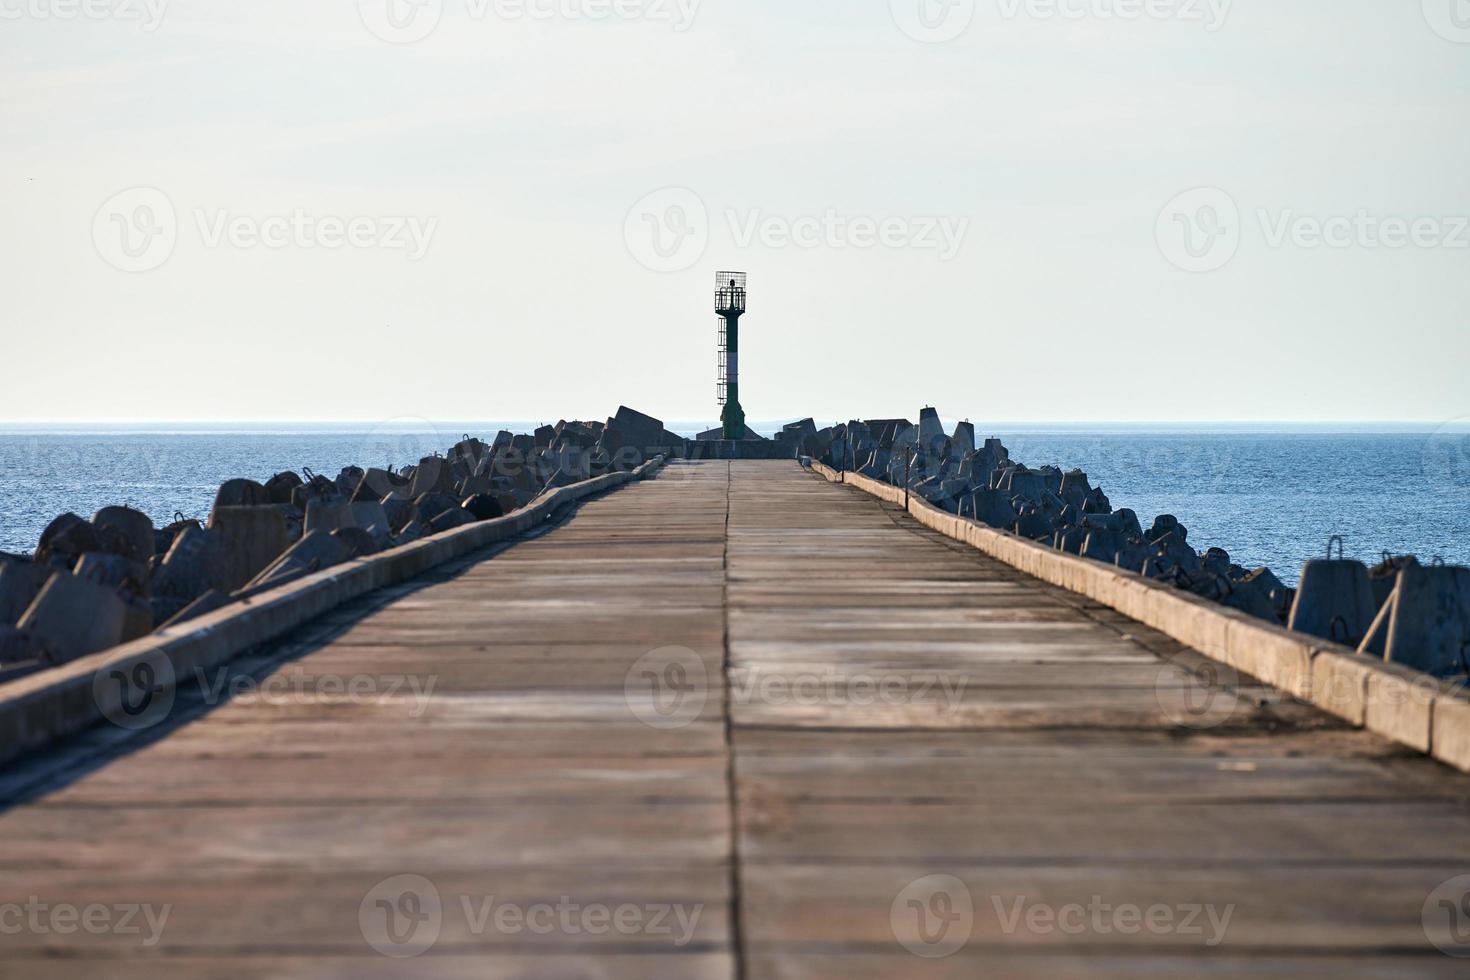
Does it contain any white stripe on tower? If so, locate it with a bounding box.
[727,352,738,385]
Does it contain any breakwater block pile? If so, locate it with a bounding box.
[811,409,1470,680]
[0,407,684,674]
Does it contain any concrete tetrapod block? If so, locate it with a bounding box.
[264,471,304,505]
[245,530,352,593]
[159,589,232,630]
[35,514,107,567]
[349,501,394,542]
[950,421,975,458]
[73,553,149,594]
[151,525,231,603]
[17,572,128,664]
[917,406,945,453]
[409,457,455,499]
[331,527,381,559]
[92,506,156,563]
[426,508,476,535]
[0,626,52,666]
[211,478,270,519]
[0,562,53,627]
[304,499,357,535]
[608,406,666,453]
[461,494,505,522]
[34,513,90,558]
[1288,559,1378,646]
[210,505,292,593]
[1368,554,1416,609]
[1382,564,1470,677]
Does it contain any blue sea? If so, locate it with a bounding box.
[1,422,1466,586]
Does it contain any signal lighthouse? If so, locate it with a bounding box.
[715,272,747,440]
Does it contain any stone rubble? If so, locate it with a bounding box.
[0,408,684,673]
[813,409,1470,680]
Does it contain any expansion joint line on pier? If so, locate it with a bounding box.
[718,460,749,980]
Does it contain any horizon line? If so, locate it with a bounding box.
[0,418,1463,428]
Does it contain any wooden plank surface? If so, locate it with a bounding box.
[0,462,736,976]
[0,459,1467,978]
[723,461,1470,977]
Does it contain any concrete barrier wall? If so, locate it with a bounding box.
[812,463,1470,773]
[0,457,667,769]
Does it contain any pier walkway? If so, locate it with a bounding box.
[1,460,1468,977]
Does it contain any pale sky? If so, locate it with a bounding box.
[2,0,1468,424]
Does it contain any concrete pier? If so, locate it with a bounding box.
[0,461,1468,976]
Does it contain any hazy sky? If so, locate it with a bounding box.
[3,0,1468,424]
